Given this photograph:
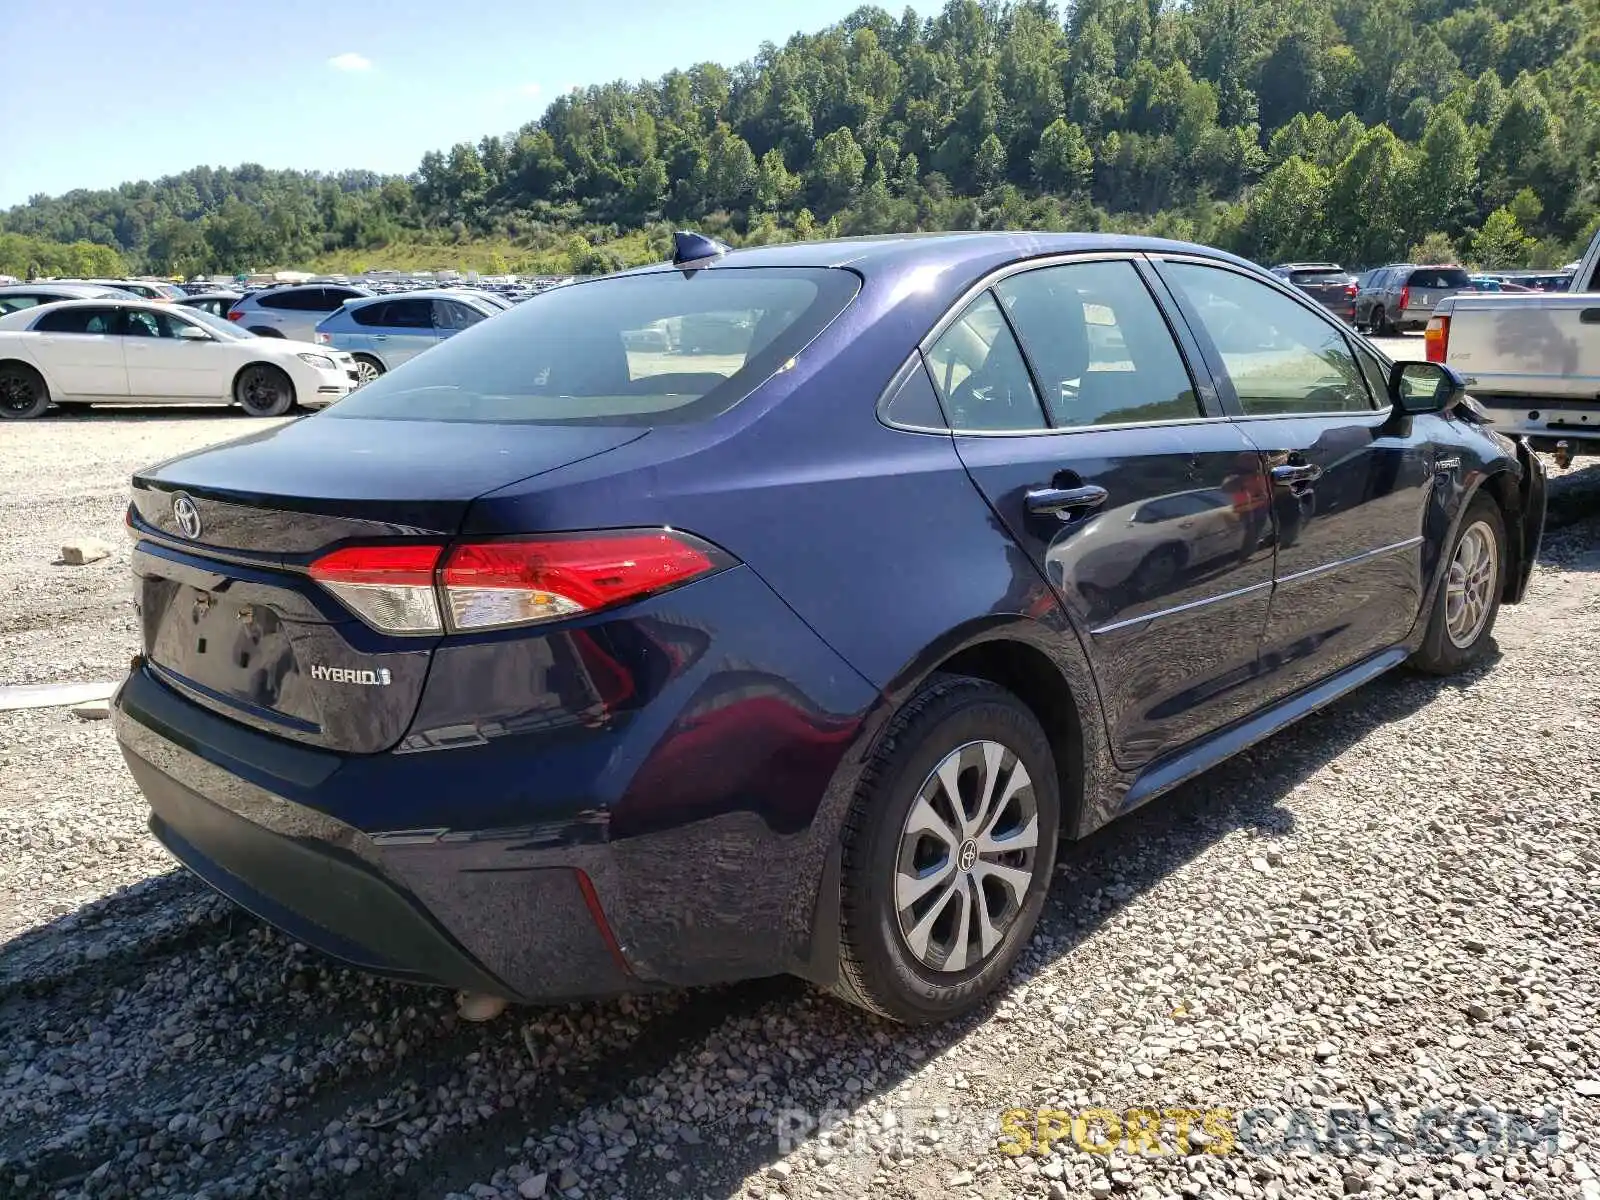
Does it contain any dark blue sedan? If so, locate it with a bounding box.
[113,232,1546,1025]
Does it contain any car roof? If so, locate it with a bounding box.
[339,289,495,308]
[0,282,128,297]
[616,231,1266,288]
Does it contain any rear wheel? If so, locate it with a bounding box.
[235,364,295,417]
[352,355,385,386]
[0,363,49,420]
[833,675,1059,1024]
[1371,305,1393,336]
[1411,495,1506,675]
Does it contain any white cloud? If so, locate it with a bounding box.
[518,82,542,98]
[328,52,373,72]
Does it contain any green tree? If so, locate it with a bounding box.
[811,127,866,210]
[1408,231,1459,263]
[1032,119,1094,196]
[1245,156,1329,263]
[1470,206,1532,267]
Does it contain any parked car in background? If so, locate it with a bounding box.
[1355,264,1473,334]
[0,282,135,314]
[442,287,513,311]
[313,290,500,384]
[112,230,1543,1027]
[0,299,358,419]
[226,283,373,342]
[61,279,187,302]
[1428,224,1600,463]
[1268,263,1357,322]
[177,290,244,318]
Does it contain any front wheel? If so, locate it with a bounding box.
[351,355,385,386]
[1411,495,1506,675]
[833,675,1060,1024]
[0,363,50,419]
[235,364,295,417]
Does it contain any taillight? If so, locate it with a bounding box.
[1345,283,1358,297]
[441,531,730,631]
[314,331,331,345]
[1398,285,1411,313]
[307,530,731,636]
[309,543,444,633]
[1424,315,1449,363]
[226,309,244,321]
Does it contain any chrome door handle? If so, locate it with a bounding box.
[1271,463,1321,486]
[1025,484,1109,519]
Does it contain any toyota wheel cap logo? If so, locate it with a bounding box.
[171,493,202,539]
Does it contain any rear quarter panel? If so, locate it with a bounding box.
[0,332,59,390]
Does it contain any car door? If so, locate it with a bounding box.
[31,305,130,396]
[120,307,225,398]
[372,298,437,366]
[1153,257,1433,702]
[932,256,1277,769]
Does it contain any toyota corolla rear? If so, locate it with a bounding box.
[113,263,879,1001]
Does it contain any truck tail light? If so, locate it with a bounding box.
[1424,315,1449,363]
[308,531,732,636]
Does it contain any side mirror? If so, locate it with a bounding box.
[1388,361,1465,415]
[176,323,211,341]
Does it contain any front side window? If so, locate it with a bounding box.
[924,292,1045,432]
[35,306,117,334]
[381,300,432,329]
[324,267,859,425]
[1160,263,1374,416]
[432,300,486,331]
[995,260,1199,427]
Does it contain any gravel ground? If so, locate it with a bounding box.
[1,408,1598,1200]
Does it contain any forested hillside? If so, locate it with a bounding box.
[5,0,1599,278]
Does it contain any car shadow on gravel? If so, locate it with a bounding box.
[0,636,1529,1197]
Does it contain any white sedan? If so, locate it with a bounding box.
[0,299,359,420]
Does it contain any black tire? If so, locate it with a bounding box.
[0,362,50,419]
[351,355,385,387]
[1411,494,1506,675]
[234,363,295,417]
[834,675,1060,1025]
[247,326,285,338]
[1371,306,1393,337]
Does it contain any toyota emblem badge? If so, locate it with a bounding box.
[171,493,202,539]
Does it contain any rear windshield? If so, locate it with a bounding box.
[1289,270,1349,285]
[1408,269,1471,289]
[323,267,860,425]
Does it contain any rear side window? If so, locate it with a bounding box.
[1289,270,1349,286]
[324,267,860,425]
[350,302,389,327]
[256,290,295,310]
[35,306,117,333]
[1408,269,1471,289]
[0,296,44,312]
[996,260,1199,427]
[925,293,1045,432]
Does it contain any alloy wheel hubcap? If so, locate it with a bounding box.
[356,361,379,384]
[894,740,1039,974]
[244,372,280,409]
[0,377,34,413]
[1445,520,1497,648]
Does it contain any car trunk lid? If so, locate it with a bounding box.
[128,417,646,752]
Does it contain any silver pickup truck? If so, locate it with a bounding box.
[1430,225,1600,464]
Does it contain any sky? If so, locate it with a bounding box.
[0,0,940,208]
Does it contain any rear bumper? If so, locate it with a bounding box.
[1473,398,1600,448]
[112,564,878,1000]
[116,668,634,1001]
